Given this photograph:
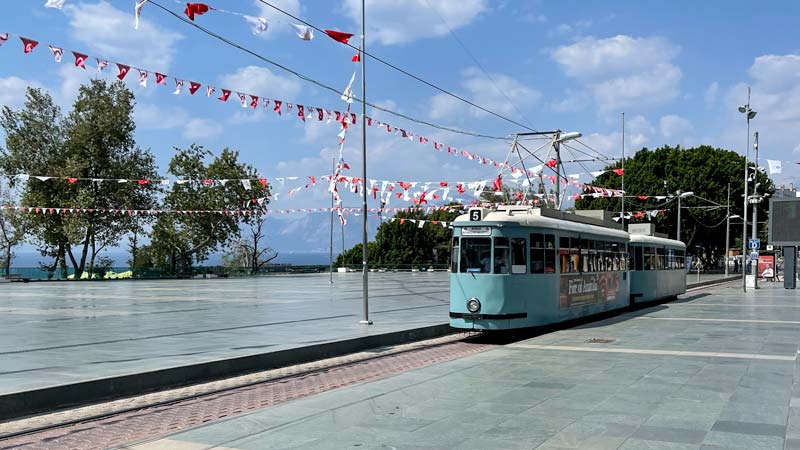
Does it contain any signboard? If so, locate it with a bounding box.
[750,251,759,261]
[559,273,621,309]
[757,254,775,278]
[469,208,483,221]
[769,198,800,246]
[749,239,761,250]
[461,226,491,236]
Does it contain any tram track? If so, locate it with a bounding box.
[0,333,494,450]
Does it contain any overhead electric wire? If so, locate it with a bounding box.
[421,0,535,130]
[147,0,508,141]
[253,0,538,133]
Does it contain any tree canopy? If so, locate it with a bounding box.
[576,145,773,264]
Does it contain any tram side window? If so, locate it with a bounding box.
[611,242,620,271]
[656,247,665,270]
[494,237,510,274]
[451,237,459,272]
[634,246,643,271]
[581,239,590,272]
[544,235,556,273]
[510,238,527,274]
[460,238,491,274]
[559,237,570,273]
[677,249,685,269]
[644,246,655,270]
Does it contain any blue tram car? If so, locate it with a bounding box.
[449,206,686,331]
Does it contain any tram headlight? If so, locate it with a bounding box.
[466,297,481,313]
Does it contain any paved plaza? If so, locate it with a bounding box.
[0,272,450,396]
[117,281,800,450]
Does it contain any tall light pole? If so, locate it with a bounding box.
[359,0,372,324]
[676,191,694,242]
[738,87,756,292]
[751,132,760,289]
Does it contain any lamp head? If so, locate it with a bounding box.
[730,214,741,219]
[738,106,747,113]
[748,111,757,120]
[680,191,694,198]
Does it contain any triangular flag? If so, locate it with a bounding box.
[218,89,231,101]
[205,86,216,97]
[0,33,8,47]
[352,47,361,62]
[116,63,130,80]
[96,58,108,72]
[20,37,38,54]
[155,72,166,85]
[173,79,184,95]
[249,95,259,109]
[241,179,251,190]
[291,24,314,40]
[324,29,354,44]
[340,72,356,103]
[184,3,210,21]
[244,15,268,35]
[237,92,247,108]
[134,0,149,29]
[612,168,624,176]
[138,69,148,87]
[273,100,282,115]
[188,81,201,95]
[72,52,88,68]
[48,45,63,62]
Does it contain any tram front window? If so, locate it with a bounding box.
[460,238,491,274]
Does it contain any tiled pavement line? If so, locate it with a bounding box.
[0,333,475,440]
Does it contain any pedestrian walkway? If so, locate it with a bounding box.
[0,273,449,410]
[122,282,799,450]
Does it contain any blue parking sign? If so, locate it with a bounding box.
[748,239,760,250]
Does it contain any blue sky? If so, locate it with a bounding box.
[1,0,800,253]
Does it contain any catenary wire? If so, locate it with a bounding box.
[421,0,535,130]
[147,0,509,141]
[253,0,538,132]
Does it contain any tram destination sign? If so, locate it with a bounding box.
[461,226,492,236]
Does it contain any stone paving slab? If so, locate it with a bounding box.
[120,281,799,450]
[0,272,451,397]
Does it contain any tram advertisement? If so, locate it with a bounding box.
[559,273,621,308]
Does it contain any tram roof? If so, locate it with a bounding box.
[453,207,630,240]
[628,233,686,249]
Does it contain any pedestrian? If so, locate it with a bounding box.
[733,258,739,274]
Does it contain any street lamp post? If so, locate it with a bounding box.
[751,131,760,290]
[738,87,756,292]
[676,191,694,242]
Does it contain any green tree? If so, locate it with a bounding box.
[223,215,279,274]
[576,145,773,264]
[0,81,159,278]
[149,145,269,273]
[0,186,25,275]
[336,205,462,267]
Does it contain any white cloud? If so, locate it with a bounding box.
[219,66,302,99]
[705,81,719,106]
[429,67,541,120]
[659,114,692,139]
[0,77,43,109]
[252,0,301,38]
[550,89,589,113]
[551,35,682,112]
[183,118,224,141]
[748,54,800,93]
[64,1,182,72]
[341,0,488,45]
[627,115,655,136]
[581,131,649,158]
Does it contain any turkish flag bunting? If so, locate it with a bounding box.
[612,168,624,176]
[218,89,231,101]
[297,105,305,121]
[352,48,360,62]
[273,100,282,115]
[67,177,77,184]
[72,51,88,68]
[493,176,502,191]
[545,159,557,168]
[20,37,38,54]
[249,95,259,109]
[324,30,354,44]
[138,179,150,185]
[116,64,130,80]
[155,72,167,85]
[184,3,210,21]
[188,81,201,95]
[637,195,648,200]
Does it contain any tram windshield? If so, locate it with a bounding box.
[459,238,491,273]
